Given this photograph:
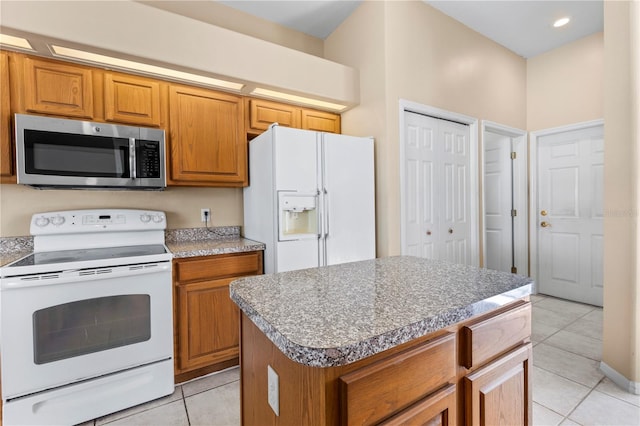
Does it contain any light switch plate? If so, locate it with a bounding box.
[267,364,279,416]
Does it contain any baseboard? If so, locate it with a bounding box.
[600,361,640,395]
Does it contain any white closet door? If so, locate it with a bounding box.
[439,120,472,264]
[403,112,438,258]
[402,112,472,264]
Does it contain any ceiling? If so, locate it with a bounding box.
[219,0,604,58]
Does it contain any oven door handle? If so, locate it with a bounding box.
[1,262,170,289]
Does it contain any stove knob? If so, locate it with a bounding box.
[51,215,66,226]
[152,214,164,223]
[34,216,50,227]
[140,214,151,223]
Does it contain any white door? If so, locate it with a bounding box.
[402,111,472,264]
[322,134,376,266]
[403,112,438,259]
[535,124,604,306]
[484,132,513,272]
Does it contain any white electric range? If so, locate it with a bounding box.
[0,209,174,425]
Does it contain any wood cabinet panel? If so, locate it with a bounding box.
[339,333,455,426]
[23,57,94,118]
[177,277,240,370]
[175,251,262,282]
[248,99,300,132]
[464,343,532,426]
[301,108,341,133]
[174,251,263,376]
[461,302,531,369]
[169,85,246,186]
[1,51,13,179]
[379,384,456,426]
[104,73,161,127]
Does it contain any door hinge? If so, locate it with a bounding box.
[511,209,517,217]
[510,152,517,160]
[511,266,518,274]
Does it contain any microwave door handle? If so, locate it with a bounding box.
[129,139,137,179]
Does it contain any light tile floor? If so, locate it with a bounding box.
[80,294,640,426]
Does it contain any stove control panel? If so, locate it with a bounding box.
[30,209,167,235]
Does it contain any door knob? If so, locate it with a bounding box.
[540,221,551,228]
[541,210,548,216]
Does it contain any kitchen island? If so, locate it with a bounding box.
[230,256,533,425]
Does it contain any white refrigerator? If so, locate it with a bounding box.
[243,124,375,274]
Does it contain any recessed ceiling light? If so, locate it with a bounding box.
[553,17,571,28]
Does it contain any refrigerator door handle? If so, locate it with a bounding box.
[323,188,329,238]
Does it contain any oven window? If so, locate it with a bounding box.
[33,295,151,364]
[24,129,130,178]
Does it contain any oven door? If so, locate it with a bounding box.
[0,261,172,399]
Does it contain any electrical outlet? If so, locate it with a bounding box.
[267,365,279,416]
[200,208,210,223]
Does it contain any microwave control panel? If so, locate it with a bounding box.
[136,141,161,178]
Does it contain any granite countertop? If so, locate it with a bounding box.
[230,256,533,368]
[0,227,265,266]
[167,237,265,258]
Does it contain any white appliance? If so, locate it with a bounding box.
[244,124,375,273]
[0,209,174,425]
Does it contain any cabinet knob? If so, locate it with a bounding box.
[448,228,453,234]
[426,230,431,236]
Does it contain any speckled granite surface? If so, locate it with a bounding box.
[230,256,533,368]
[0,237,33,267]
[168,237,265,258]
[0,228,264,265]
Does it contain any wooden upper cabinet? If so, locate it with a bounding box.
[246,98,341,135]
[301,108,341,133]
[104,73,161,127]
[247,98,300,133]
[168,85,246,186]
[1,51,13,180]
[23,57,94,119]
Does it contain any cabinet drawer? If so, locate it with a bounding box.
[460,302,531,369]
[339,332,455,426]
[175,252,262,282]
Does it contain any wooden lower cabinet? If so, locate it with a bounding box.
[464,344,533,426]
[239,300,532,426]
[173,251,263,382]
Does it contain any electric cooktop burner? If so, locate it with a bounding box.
[8,244,168,267]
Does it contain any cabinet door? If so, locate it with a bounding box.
[248,99,300,133]
[1,51,13,179]
[340,333,455,426]
[380,384,456,426]
[104,73,161,127]
[464,343,532,426]
[169,85,246,186]
[23,57,94,118]
[177,276,240,371]
[301,108,341,133]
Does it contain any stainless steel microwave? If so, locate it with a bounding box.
[15,114,166,190]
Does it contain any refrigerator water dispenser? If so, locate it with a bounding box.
[278,193,318,240]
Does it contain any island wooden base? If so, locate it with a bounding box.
[239,299,533,426]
